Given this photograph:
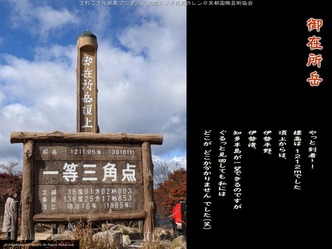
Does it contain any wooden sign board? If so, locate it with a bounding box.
[33,143,143,215]
[11,132,161,240]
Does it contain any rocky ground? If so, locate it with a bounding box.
[0,223,52,241]
[1,223,187,248]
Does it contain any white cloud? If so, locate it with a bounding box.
[0,54,76,104]
[0,91,4,105]
[2,103,48,129]
[119,5,186,62]
[6,0,79,40]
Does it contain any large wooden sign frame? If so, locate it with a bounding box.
[10,131,163,241]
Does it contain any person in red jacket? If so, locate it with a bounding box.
[171,200,185,236]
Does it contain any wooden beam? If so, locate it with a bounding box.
[10,131,163,145]
[33,210,146,223]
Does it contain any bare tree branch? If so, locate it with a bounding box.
[153,160,170,189]
[0,161,20,175]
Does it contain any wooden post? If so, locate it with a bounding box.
[142,142,155,241]
[181,201,187,238]
[76,31,99,133]
[11,200,19,241]
[21,140,35,240]
[51,224,57,235]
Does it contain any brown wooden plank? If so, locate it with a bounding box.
[10,131,163,144]
[33,210,146,223]
[34,143,141,161]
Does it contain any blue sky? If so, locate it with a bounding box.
[0,0,186,168]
